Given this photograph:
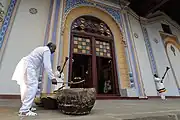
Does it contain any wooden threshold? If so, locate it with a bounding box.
[0,95,20,99]
[96,94,145,100]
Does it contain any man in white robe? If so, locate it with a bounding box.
[154,74,167,100]
[12,42,57,116]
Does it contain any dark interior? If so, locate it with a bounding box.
[96,56,114,94]
[71,54,92,88]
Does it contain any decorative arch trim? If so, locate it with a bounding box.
[162,34,180,91]
[164,36,180,51]
[62,6,130,89]
[62,0,123,32]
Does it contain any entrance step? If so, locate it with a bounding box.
[122,114,179,120]
[96,94,140,100]
[97,95,120,100]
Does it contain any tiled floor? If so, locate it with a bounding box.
[1,99,180,120]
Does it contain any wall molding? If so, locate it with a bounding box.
[91,0,121,9]
[121,12,145,97]
[39,0,54,95]
[0,95,20,99]
[0,0,19,68]
[47,0,61,93]
[142,26,158,75]
[62,0,123,32]
[0,0,17,49]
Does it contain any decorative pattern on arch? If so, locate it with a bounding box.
[159,32,180,49]
[164,37,180,51]
[142,26,158,75]
[0,0,17,49]
[63,0,122,31]
[62,6,130,90]
[71,17,113,38]
[161,32,180,55]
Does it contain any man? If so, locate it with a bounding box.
[54,66,65,91]
[12,42,57,116]
[154,74,167,100]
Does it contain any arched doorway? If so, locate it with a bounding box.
[68,16,119,95]
[164,36,180,89]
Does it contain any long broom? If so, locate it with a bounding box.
[161,66,170,83]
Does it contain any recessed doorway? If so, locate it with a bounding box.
[68,16,119,95]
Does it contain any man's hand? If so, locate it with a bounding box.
[52,79,57,85]
[70,81,74,84]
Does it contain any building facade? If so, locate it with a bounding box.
[0,0,179,98]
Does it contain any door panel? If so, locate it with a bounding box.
[70,54,92,88]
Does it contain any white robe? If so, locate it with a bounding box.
[54,71,64,91]
[154,77,166,99]
[12,46,55,83]
[12,57,27,86]
[11,46,55,113]
[154,77,165,90]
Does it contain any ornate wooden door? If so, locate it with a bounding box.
[69,16,119,95]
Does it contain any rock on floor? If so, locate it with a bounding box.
[56,88,96,115]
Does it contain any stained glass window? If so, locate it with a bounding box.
[73,36,91,54]
[95,40,111,57]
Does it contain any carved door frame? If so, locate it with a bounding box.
[68,16,120,95]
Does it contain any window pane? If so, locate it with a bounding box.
[95,40,111,57]
[73,36,91,54]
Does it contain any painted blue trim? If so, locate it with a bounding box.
[44,0,54,45]
[142,26,158,75]
[57,0,63,66]
[64,0,122,28]
[57,36,62,66]
[0,0,19,68]
[0,0,17,49]
[123,14,142,96]
[47,0,61,93]
[40,0,54,94]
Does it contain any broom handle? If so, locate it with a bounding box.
[57,80,85,84]
[60,58,69,74]
[162,67,170,80]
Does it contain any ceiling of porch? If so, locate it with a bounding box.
[128,0,180,25]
